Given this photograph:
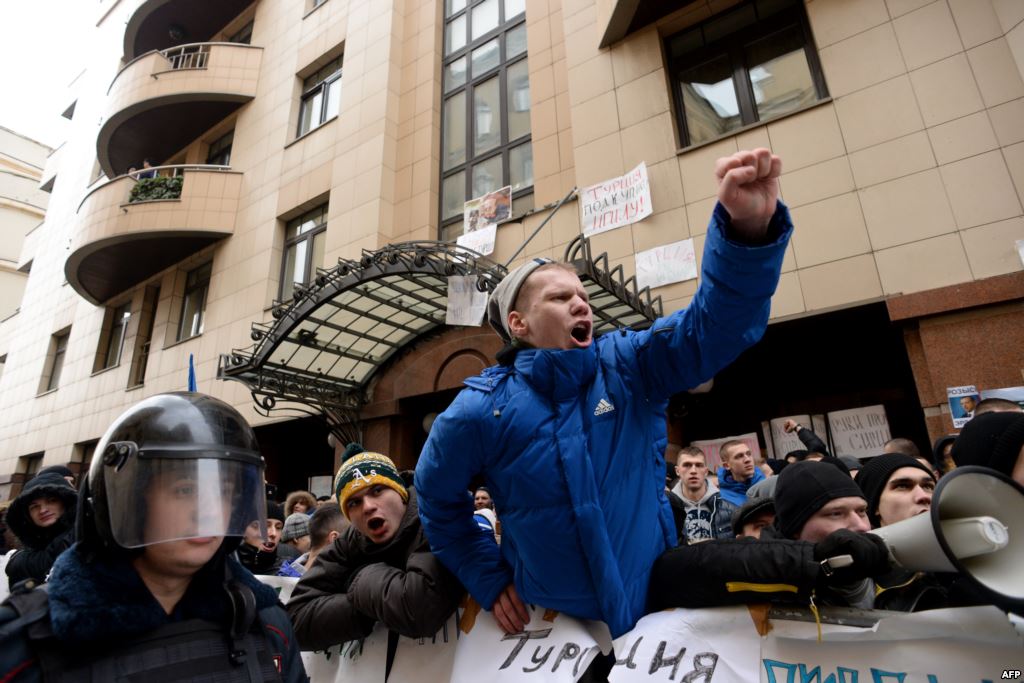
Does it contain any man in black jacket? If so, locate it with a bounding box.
[287,445,463,651]
[650,461,890,611]
[4,471,77,585]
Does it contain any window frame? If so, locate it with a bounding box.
[45,330,70,392]
[440,0,531,240]
[176,262,212,342]
[665,0,828,149]
[205,130,234,166]
[297,57,343,137]
[99,301,132,371]
[279,204,328,302]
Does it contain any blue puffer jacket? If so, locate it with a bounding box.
[416,202,792,637]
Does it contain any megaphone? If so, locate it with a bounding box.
[868,466,1024,601]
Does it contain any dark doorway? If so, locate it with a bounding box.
[254,416,335,501]
[669,302,928,457]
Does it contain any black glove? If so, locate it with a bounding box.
[813,530,890,584]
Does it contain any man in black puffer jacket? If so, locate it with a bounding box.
[288,444,464,651]
[5,471,77,585]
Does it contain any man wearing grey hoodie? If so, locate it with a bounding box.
[667,447,737,545]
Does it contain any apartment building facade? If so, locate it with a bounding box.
[0,0,1022,495]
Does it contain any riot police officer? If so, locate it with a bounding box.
[0,392,307,682]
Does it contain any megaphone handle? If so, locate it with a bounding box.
[820,554,854,578]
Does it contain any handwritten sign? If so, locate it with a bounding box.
[768,415,811,458]
[451,604,601,682]
[947,385,980,429]
[690,432,760,471]
[446,275,488,327]
[255,573,1023,683]
[827,405,891,458]
[258,574,299,603]
[635,239,697,290]
[762,606,1022,683]
[580,163,653,236]
[608,608,759,682]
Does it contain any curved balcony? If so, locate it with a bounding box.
[98,42,261,177]
[123,0,254,60]
[67,165,242,304]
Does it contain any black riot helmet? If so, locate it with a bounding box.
[78,392,267,556]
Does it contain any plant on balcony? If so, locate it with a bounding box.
[129,176,183,203]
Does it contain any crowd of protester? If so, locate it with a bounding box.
[1,149,1021,681]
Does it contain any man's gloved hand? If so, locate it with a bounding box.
[813,529,891,584]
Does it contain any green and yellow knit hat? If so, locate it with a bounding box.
[334,443,408,519]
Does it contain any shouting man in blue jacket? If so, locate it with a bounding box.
[415,148,793,640]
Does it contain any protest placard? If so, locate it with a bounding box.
[947,385,980,429]
[580,163,652,237]
[826,405,891,458]
[767,415,810,458]
[634,239,697,290]
[458,185,511,256]
[446,275,488,326]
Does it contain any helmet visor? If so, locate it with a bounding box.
[104,453,266,548]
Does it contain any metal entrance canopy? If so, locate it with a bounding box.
[218,237,663,441]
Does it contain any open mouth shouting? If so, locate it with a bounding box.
[366,516,388,540]
[570,320,593,348]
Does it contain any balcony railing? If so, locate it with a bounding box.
[163,44,209,70]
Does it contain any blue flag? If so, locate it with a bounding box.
[188,353,197,392]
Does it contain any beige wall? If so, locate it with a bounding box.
[0,0,1022,482]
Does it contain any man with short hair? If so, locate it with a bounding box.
[883,437,922,460]
[974,397,1023,415]
[959,395,978,419]
[650,461,889,611]
[287,445,463,651]
[717,440,765,506]
[417,149,793,640]
[667,447,736,544]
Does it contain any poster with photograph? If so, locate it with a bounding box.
[457,185,511,256]
[947,385,980,428]
[634,238,697,290]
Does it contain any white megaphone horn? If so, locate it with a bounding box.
[868,466,1024,601]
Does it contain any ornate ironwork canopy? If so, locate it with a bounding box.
[218,237,663,441]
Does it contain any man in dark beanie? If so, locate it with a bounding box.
[951,411,1024,486]
[236,499,286,575]
[650,461,889,611]
[287,443,462,654]
[853,454,949,611]
[5,471,78,585]
[856,454,935,529]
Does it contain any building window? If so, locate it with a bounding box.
[177,263,211,341]
[12,453,43,497]
[281,204,327,301]
[129,285,160,387]
[42,329,70,392]
[297,57,342,137]
[230,20,253,44]
[71,440,98,483]
[0,354,6,381]
[98,302,131,371]
[206,130,233,166]
[665,0,827,148]
[440,0,531,240]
